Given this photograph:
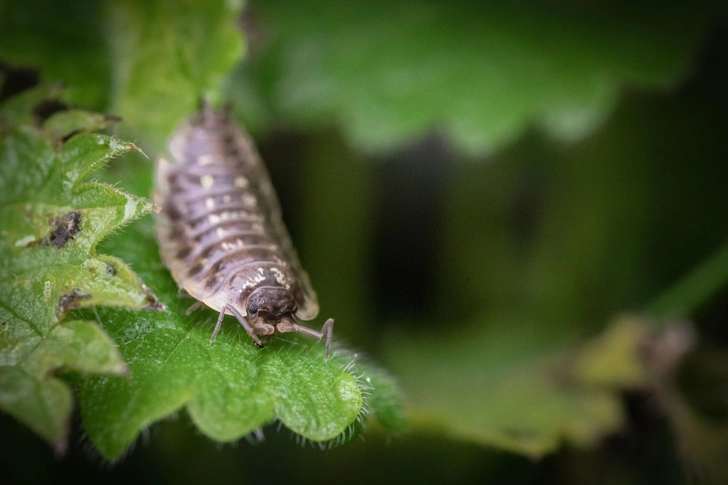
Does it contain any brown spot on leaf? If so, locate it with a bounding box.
[141,283,166,311]
[32,98,67,126]
[57,289,91,316]
[59,115,122,143]
[48,211,81,248]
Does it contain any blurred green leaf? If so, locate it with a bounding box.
[107,0,245,150]
[379,95,659,456]
[386,319,623,457]
[80,215,405,459]
[241,0,708,155]
[0,0,245,150]
[0,86,159,451]
[376,59,728,455]
[0,0,112,108]
[574,316,650,388]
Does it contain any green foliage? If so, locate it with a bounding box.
[0,0,245,149]
[378,85,728,457]
[1,0,405,459]
[386,320,630,457]
[238,0,709,154]
[78,214,403,460]
[2,0,727,477]
[0,0,112,108]
[0,83,404,459]
[0,85,159,451]
[105,0,245,150]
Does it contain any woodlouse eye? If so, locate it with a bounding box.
[292,304,298,314]
[247,301,258,315]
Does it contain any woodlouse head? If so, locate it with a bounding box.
[245,286,298,323]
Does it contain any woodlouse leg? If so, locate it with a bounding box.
[228,305,264,348]
[278,318,334,360]
[210,305,227,342]
[185,301,204,315]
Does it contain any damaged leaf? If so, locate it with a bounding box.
[0,85,162,451]
[1,1,404,458]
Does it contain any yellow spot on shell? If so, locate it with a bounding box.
[205,198,215,210]
[208,214,220,224]
[197,155,214,166]
[200,175,214,188]
[216,227,225,238]
[234,176,249,188]
[242,194,257,207]
[223,195,231,203]
[270,266,289,288]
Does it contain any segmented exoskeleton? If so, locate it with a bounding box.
[154,103,333,358]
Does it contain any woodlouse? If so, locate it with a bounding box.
[154,103,333,358]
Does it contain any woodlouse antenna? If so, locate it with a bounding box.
[221,99,234,121]
[278,318,335,360]
[196,98,216,126]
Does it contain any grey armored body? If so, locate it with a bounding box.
[154,103,333,358]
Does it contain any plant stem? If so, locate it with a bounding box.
[646,241,728,320]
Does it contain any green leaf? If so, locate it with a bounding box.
[0,86,161,451]
[0,0,112,108]
[377,98,659,456]
[106,0,245,150]
[79,216,405,460]
[240,0,709,155]
[0,0,245,150]
[386,321,619,457]
[1,1,403,458]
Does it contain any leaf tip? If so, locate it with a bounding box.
[141,284,166,311]
[117,362,131,376]
[132,142,149,160]
[53,435,69,458]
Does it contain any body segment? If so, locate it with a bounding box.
[154,104,332,357]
